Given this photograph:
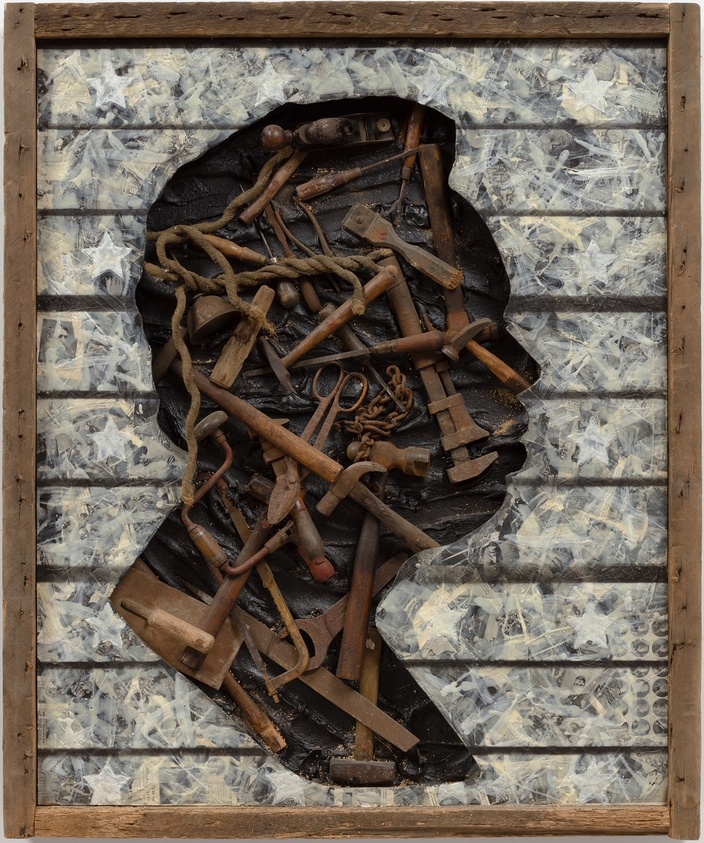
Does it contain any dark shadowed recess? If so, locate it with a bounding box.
[135,95,538,785]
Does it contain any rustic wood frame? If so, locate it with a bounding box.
[3,2,701,838]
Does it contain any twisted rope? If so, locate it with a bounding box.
[144,146,392,502]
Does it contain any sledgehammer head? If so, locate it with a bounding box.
[316,462,386,517]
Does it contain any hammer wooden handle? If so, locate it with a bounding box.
[336,505,382,682]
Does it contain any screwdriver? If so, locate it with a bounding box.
[295,148,419,202]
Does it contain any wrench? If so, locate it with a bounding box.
[294,552,408,671]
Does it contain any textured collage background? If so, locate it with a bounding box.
[35,40,668,806]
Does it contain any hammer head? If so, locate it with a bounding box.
[442,318,495,361]
[316,462,387,517]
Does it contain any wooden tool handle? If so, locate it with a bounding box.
[336,505,382,682]
[240,150,308,225]
[201,234,267,266]
[280,268,400,368]
[121,599,215,654]
[296,168,361,201]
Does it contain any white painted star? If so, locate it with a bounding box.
[84,760,132,804]
[88,417,129,463]
[412,589,467,651]
[253,62,294,108]
[567,600,610,649]
[566,69,614,115]
[82,232,132,279]
[569,239,618,289]
[576,416,611,467]
[88,63,130,111]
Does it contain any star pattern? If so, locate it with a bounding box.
[84,760,132,804]
[566,69,614,115]
[87,63,131,111]
[567,600,610,649]
[82,232,132,279]
[88,417,129,463]
[253,62,294,108]
[569,239,618,288]
[575,416,612,467]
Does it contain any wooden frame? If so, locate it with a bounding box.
[3,2,700,838]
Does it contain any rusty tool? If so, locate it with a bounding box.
[346,440,431,478]
[272,207,404,409]
[295,148,419,202]
[119,562,286,752]
[217,520,296,577]
[199,233,267,266]
[280,266,402,369]
[342,204,462,290]
[262,204,300,310]
[317,461,387,517]
[209,285,276,389]
[381,256,498,485]
[245,468,335,583]
[179,513,273,671]
[186,295,239,345]
[221,671,287,753]
[261,113,394,151]
[295,551,407,671]
[257,336,297,395]
[394,103,427,224]
[266,364,368,498]
[306,364,369,457]
[329,628,396,785]
[336,474,386,682]
[417,143,532,394]
[112,563,244,691]
[172,360,439,553]
[240,607,419,753]
[120,598,215,654]
[215,495,311,694]
[245,319,497,376]
[240,149,309,226]
[152,325,187,384]
[180,411,234,570]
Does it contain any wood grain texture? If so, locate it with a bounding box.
[33,1,670,40]
[34,805,670,838]
[667,5,702,840]
[3,3,37,839]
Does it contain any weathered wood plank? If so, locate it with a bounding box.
[34,804,670,838]
[3,3,38,838]
[667,5,702,840]
[33,1,670,40]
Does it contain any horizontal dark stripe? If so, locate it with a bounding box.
[511,475,667,488]
[39,120,667,133]
[38,296,137,312]
[404,658,668,669]
[507,297,667,312]
[37,746,267,758]
[37,390,157,400]
[529,389,667,400]
[37,477,174,488]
